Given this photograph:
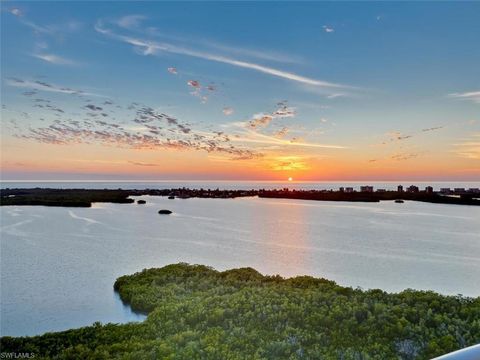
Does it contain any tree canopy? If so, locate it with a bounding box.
[2,263,479,359]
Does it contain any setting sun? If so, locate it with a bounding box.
[288,177,293,181]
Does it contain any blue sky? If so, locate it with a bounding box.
[1,1,479,180]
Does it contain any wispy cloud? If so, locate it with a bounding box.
[95,22,351,89]
[273,127,290,138]
[129,161,159,167]
[421,126,444,132]
[222,107,234,116]
[231,127,347,149]
[390,151,423,161]
[6,78,104,97]
[8,7,22,17]
[297,84,352,99]
[452,134,480,159]
[448,91,480,104]
[323,25,334,33]
[9,9,83,37]
[7,5,50,33]
[218,101,345,150]
[246,101,296,130]
[326,93,345,99]
[15,15,83,67]
[11,99,262,160]
[19,18,54,35]
[32,53,78,66]
[139,20,304,65]
[269,156,311,171]
[368,147,426,163]
[116,15,147,30]
[196,39,304,64]
[375,126,445,146]
[248,114,274,129]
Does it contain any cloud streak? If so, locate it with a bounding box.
[452,134,480,160]
[232,128,347,149]
[32,53,78,66]
[196,38,304,64]
[116,15,147,29]
[6,78,105,97]
[323,25,334,33]
[129,161,159,167]
[95,22,351,89]
[449,91,480,104]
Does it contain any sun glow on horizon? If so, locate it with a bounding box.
[1,2,479,181]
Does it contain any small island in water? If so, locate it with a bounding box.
[1,263,479,359]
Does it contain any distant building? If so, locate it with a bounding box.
[407,185,419,193]
[360,186,374,193]
[397,185,404,192]
[454,188,465,193]
[467,188,480,194]
[376,189,386,193]
[425,186,434,194]
[440,188,451,194]
[345,187,354,193]
[339,187,344,192]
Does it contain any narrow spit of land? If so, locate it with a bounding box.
[1,263,479,359]
[1,187,479,207]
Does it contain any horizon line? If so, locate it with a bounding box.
[1,179,479,183]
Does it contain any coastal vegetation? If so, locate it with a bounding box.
[1,263,479,359]
[1,187,479,207]
[0,188,134,207]
[0,188,256,207]
[259,189,480,205]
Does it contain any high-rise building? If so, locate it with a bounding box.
[360,186,374,193]
[407,185,419,193]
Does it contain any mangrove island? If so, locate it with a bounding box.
[1,263,479,359]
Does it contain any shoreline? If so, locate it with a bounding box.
[1,187,479,207]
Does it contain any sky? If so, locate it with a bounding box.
[1,1,479,181]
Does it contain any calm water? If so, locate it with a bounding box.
[2,180,479,191]
[1,194,480,336]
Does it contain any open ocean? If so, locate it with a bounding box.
[1,180,479,191]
